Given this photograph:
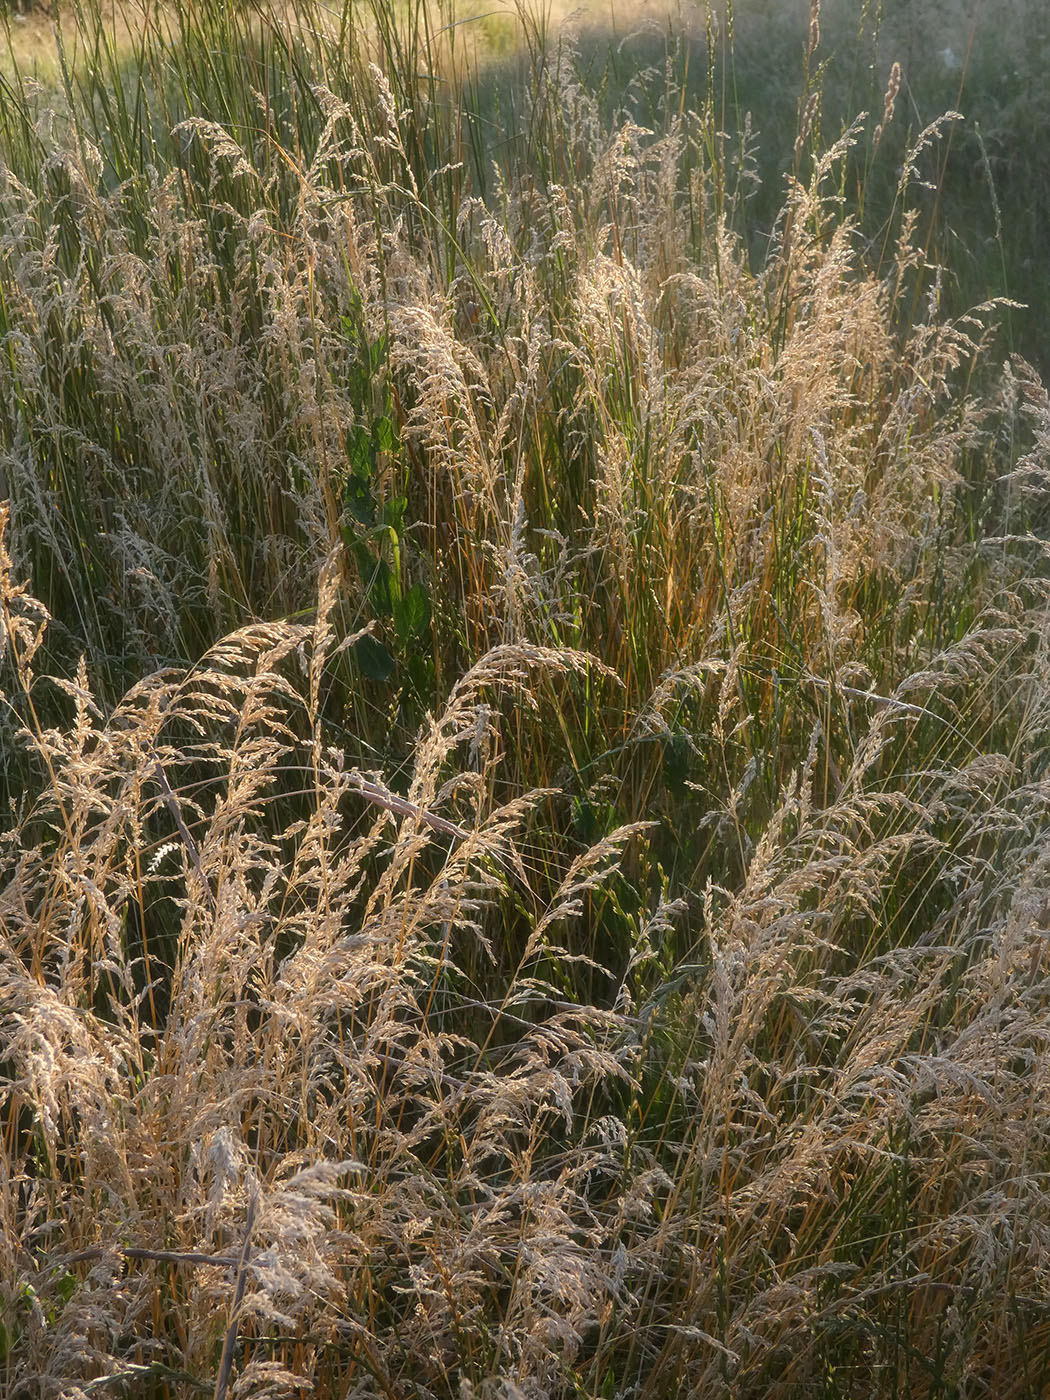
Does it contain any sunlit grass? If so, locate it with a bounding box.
[1,1,1050,1396]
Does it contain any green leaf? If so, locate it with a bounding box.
[347,425,373,477]
[407,652,435,704]
[344,473,376,527]
[348,543,397,616]
[371,414,396,452]
[394,582,431,642]
[366,335,388,375]
[352,634,395,683]
[381,494,407,532]
[349,538,374,583]
[662,731,691,798]
[367,556,398,615]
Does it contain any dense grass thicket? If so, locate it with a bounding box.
[3,1,1050,1395]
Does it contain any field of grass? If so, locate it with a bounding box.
[3,0,1050,1396]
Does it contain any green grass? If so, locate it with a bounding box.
[1,1,1050,1396]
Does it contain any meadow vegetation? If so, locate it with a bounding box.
[2,0,1050,1395]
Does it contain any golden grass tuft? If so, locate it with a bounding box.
[2,1,1050,1396]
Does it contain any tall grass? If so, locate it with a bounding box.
[3,0,1050,1395]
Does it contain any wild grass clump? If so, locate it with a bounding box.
[3,0,1050,1395]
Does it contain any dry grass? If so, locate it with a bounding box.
[2,0,1050,1396]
